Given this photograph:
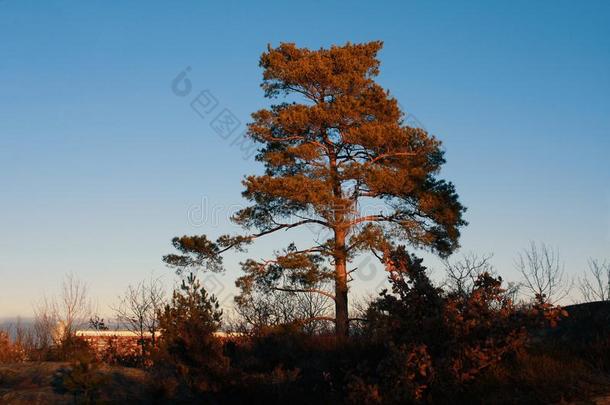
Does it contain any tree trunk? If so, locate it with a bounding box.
[334,229,349,338]
[329,148,349,338]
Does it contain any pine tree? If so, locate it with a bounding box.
[165,41,466,338]
[156,274,227,392]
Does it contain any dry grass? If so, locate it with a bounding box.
[0,361,151,404]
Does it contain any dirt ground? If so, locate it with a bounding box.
[3,360,610,404]
[0,361,151,404]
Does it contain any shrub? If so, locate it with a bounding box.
[99,336,142,367]
[358,246,566,402]
[52,355,109,403]
[47,333,94,362]
[0,331,26,363]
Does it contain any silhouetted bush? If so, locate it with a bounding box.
[0,331,26,363]
[99,336,142,367]
[52,355,109,404]
[352,246,567,403]
[47,334,95,362]
[14,252,610,404]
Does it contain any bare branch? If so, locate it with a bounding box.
[272,286,336,302]
[443,252,494,296]
[515,242,572,304]
[579,258,610,302]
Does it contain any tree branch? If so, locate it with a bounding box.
[272,286,336,302]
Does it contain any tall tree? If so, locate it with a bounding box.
[165,41,466,337]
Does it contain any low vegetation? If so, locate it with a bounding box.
[2,246,610,403]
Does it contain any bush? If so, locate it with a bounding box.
[52,355,110,404]
[0,331,26,363]
[47,333,94,362]
[357,246,566,402]
[461,344,610,404]
[99,336,142,367]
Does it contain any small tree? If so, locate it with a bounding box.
[235,282,333,334]
[89,315,109,331]
[114,276,165,360]
[115,282,150,360]
[442,252,494,296]
[145,276,165,347]
[235,289,299,331]
[294,284,334,334]
[515,242,572,304]
[156,273,228,393]
[32,296,57,351]
[31,274,92,359]
[55,273,91,338]
[579,258,610,302]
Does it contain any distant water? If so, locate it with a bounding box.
[0,317,122,340]
[0,317,35,339]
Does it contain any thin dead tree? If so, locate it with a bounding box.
[54,273,91,339]
[114,277,165,358]
[115,282,151,359]
[348,294,376,333]
[235,289,298,331]
[144,276,165,347]
[515,242,572,304]
[579,258,610,302]
[442,252,494,296]
[505,281,522,305]
[235,281,333,334]
[294,283,334,334]
[30,273,91,350]
[32,296,58,349]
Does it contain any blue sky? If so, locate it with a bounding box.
[1,0,609,317]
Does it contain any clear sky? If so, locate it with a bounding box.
[1,0,609,318]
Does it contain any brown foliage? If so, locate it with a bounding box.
[359,246,566,402]
[0,331,27,363]
[165,41,466,338]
